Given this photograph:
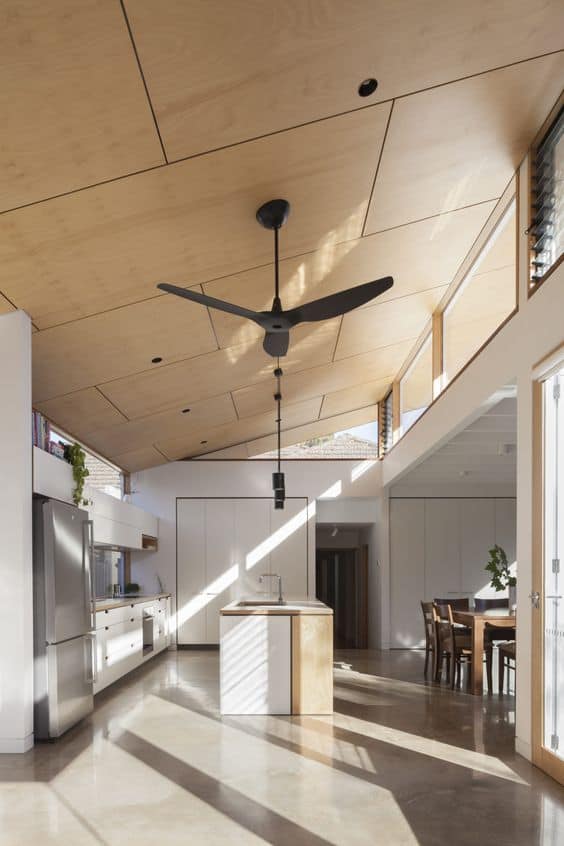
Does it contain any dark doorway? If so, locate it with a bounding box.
[316,546,368,648]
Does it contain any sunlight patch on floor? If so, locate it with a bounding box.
[120,694,420,846]
[319,712,527,785]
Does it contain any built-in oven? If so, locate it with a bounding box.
[142,607,155,656]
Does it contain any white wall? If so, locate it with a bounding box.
[380,157,564,761]
[0,312,33,752]
[316,527,361,549]
[131,458,381,631]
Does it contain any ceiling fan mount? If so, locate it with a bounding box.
[157,198,393,359]
[256,198,291,231]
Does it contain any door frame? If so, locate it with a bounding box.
[532,343,564,785]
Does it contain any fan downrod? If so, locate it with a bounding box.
[256,199,291,231]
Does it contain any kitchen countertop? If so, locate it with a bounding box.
[95,593,171,612]
[220,598,332,616]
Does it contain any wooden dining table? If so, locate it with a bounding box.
[452,608,516,695]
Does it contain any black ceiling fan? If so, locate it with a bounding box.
[157,199,393,358]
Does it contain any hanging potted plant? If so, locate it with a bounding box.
[64,443,90,506]
[485,544,516,609]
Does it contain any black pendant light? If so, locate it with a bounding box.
[272,364,285,509]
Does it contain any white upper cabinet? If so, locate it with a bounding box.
[176,498,207,644]
[176,496,309,643]
[460,499,495,595]
[269,497,308,597]
[390,499,425,647]
[204,499,236,587]
[424,499,461,600]
[177,499,206,597]
[234,498,271,597]
[495,498,517,566]
[389,496,516,646]
[32,447,158,549]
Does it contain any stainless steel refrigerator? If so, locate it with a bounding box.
[33,498,96,739]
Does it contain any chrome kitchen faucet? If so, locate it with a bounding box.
[259,573,284,604]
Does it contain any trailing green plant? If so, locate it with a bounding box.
[485,544,516,592]
[64,443,89,506]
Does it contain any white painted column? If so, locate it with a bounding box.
[0,311,34,752]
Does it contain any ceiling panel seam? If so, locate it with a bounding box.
[361,99,395,237]
[94,385,130,423]
[174,399,378,460]
[28,210,490,333]
[2,50,559,219]
[118,0,169,164]
[38,332,414,408]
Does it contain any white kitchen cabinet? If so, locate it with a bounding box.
[269,497,308,597]
[424,499,461,600]
[93,596,171,693]
[220,614,291,714]
[32,446,74,505]
[205,499,236,586]
[176,497,309,644]
[390,499,425,647]
[94,618,142,692]
[495,499,517,565]
[460,499,495,596]
[389,496,516,647]
[176,499,207,644]
[234,498,271,596]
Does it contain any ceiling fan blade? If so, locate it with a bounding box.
[263,331,290,357]
[157,283,263,323]
[285,276,394,325]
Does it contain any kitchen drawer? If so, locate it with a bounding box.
[99,620,142,687]
[95,602,141,629]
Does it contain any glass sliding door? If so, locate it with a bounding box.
[533,360,564,785]
[543,370,564,760]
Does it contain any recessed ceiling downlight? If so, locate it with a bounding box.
[200,440,207,445]
[358,78,378,97]
[151,356,162,364]
[181,408,190,414]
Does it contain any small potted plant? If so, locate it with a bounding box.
[485,544,516,609]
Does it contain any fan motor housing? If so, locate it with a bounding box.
[256,199,291,230]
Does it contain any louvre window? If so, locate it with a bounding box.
[379,392,393,457]
[530,107,564,287]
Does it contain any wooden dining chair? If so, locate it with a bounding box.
[498,641,516,694]
[434,597,470,610]
[433,603,473,690]
[475,598,516,692]
[420,601,437,678]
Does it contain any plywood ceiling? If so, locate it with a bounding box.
[2,1,562,468]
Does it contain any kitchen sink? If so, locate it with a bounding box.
[237,599,286,607]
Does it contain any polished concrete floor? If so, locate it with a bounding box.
[1,649,564,845]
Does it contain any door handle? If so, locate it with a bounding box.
[85,633,97,684]
[529,591,541,608]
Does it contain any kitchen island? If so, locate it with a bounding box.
[220,599,333,715]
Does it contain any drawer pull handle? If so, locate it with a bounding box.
[105,626,109,631]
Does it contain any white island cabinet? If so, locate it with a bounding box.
[220,614,291,714]
[220,599,333,716]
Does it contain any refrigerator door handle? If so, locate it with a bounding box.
[84,632,97,684]
[83,519,96,631]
